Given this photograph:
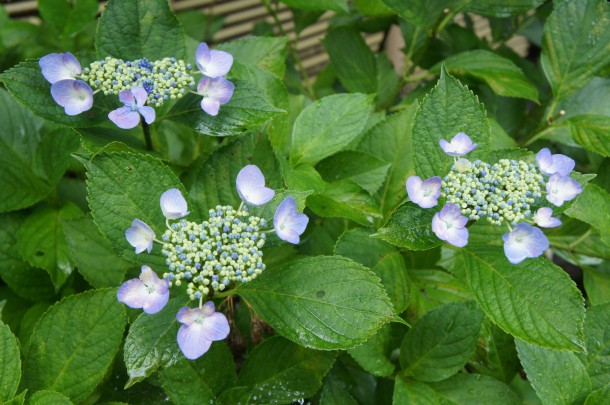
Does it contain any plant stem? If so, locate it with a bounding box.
[142,121,153,150]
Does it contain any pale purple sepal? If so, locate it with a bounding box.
[439,132,478,156]
[50,80,93,115]
[274,197,309,244]
[39,52,81,83]
[125,219,155,254]
[197,77,235,116]
[109,86,155,129]
[406,176,442,208]
[195,42,234,78]
[117,265,169,314]
[176,302,230,360]
[236,164,275,206]
[546,174,583,206]
[160,188,190,220]
[502,223,549,264]
[431,203,469,247]
[536,148,575,176]
[533,207,561,228]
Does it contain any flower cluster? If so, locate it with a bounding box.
[38,42,235,129]
[407,133,583,264]
[117,165,308,359]
[80,56,195,107]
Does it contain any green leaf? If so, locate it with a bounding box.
[63,217,131,288]
[565,184,610,246]
[516,339,591,404]
[394,378,442,405]
[576,303,610,391]
[123,297,187,386]
[400,301,484,382]
[27,390,72,405]
[0,214,56,302]
[412,68,491,179]
[217,36,288,79]
[316,151,391,195]
[372,202,442,251]
[583,265,610,306]
[334,227,394,268]
[428,373,522,404]
[0,90,79,213]
[95,0,186,60]
[435,50,538,101]
[0,61,115,127]
[470,320,519,383]
[566,115,610,157]
[586,385,610,405]
[0,322,20,401]
[24,289,126,403]
[348,323,401,377]
[166,81,284,137]
[460,245,586,351]
[3,391,26,405]
[17,204,82,289]
[541,0,610,101]
[408,268,473,316]
[187,133,281,219]
[464,0,545,17]
[87,151,184,268]
[280,0,348,13]
[371,252,410,314]
[237,256,394,350]
[382,0,468,31]
[230,336,336,404]
[39,0,98,36]
[290,93,374,166]
[159,342,236,404]
[306,180,382,226]
[322,27,377,94]
[356,106,418,216]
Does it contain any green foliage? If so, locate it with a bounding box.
[23,289,126,402]
[96,0,186,61]
[400,301,484,382]
[0,0,607,402]
[238,256,394,350]
[0,322,20,401]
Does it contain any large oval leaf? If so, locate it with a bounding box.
[237,256,394,350]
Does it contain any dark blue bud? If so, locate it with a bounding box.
[212,275,219,281]
[231,253,238,260]
[195,263,201,270]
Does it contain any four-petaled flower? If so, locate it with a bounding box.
[108,86,156,129]
[177,302,230,360]
[536,148,575,176]
[274,197,309,244]
[125,219,155,254]
[439,132,478,156]
[533,207,561,228]
[117,266,169,314]
[406,176,442,208]
[546,174,582,206]
[431,203,469,247]
[50,80,94,116]
[502,223,549,264]
[196,42,234,78]
[197,76,235,116]
[236,165,275,206]
[160,188,190,220]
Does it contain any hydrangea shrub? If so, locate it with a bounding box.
[0,0,609,403]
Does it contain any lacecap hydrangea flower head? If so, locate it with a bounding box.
[38,42,235,128]
[117,165,308,359]
[406,133,582,264]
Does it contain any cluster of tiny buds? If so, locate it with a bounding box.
[161,205,267,300]
[442,158,544,225]
[80,56,195,107]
